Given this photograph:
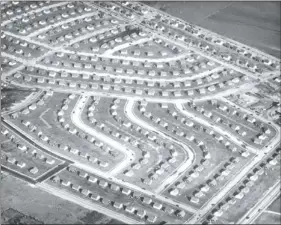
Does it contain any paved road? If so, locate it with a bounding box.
[238,181,281,224]
[137,1,281,64]
[2,22,128,80]
[1,80,216,104]
[124,99,195,194]
[2,2,280,224]
[71,94,136,176]
[189,139,281,224]
[189,97,280,223]
[3,119,198,217]
[3,49,226,83]
[64,47,193,64]
[103,37,153,55]
[185,97,280,223]
[71,154,198,215]
[5,112,278,220]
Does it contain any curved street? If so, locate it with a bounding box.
[124,99,195,194]
[71,94,136,176]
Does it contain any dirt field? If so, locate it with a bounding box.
[0,174,122,224]
[1,87,34,111]
[254,211,281,224]
[268,195,281,213]
[145,1,281,58]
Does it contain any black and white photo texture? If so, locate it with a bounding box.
[1,1,280,224]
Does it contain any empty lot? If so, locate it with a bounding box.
[146,1,281,58]
[0,174,120,224]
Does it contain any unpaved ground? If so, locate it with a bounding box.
[0,174,122,224]
[145,1,281,58]
[1,87,34,111]
[268,195,281,213]
[254,211,281,224]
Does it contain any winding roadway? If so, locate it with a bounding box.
[70,94,136,176]
[124,99,195,194]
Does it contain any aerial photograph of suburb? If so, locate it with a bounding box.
[1,1,280,224]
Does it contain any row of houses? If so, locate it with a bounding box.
[204,149,280,224]
[2,1,43,16]
[109,102,185,186]
[12,90,51,116]
[181,30,267,73]
[48,49,214,73]
[120,1,149,15]
[55,165,185,222]
[2,37,43,58]
[213,101,272,132]
[5,154,39,175]
[1,129,56,176]
[187,101,272,148]
[147,17,272,72]
[12,2,101,35]
[45,15,115,45]
[149,103,250,159]
[52,175,158,221]
[17,141,56,165]
[56,101,112,166]
[111,99,188,177]
[2,126,56,166]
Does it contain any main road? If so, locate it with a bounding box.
[10,79,257,105]
[189,133,280,224]
[3,49,226,83]
[238,180,280,224]
[185,94,280,223]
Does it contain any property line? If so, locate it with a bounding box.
[264,210,281,216]
[39,108,52,129]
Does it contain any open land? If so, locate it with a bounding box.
[145,1,281,58]
[0,173,122,224]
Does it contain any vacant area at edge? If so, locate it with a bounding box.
[145,1,281,58]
